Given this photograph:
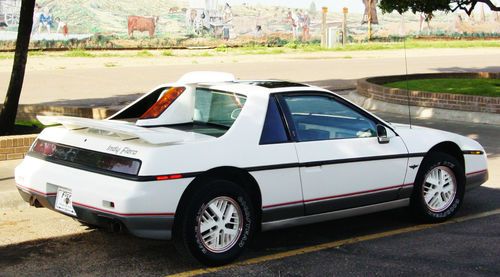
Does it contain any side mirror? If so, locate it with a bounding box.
[377,124,390,144]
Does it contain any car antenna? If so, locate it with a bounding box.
[403,27,412,129]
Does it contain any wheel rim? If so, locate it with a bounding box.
[197,196,243,253]
[422,166,457,213]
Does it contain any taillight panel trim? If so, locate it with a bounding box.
[29,139,142,178]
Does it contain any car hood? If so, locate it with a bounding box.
[388,123,484,154]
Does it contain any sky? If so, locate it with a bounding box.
[226,0,366,13]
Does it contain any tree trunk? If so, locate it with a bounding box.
[0,0,36,136]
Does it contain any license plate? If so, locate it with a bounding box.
[55,187,77,216]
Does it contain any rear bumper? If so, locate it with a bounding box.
[465,170,488,191]
[17,187,174,240]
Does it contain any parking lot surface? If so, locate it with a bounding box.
[1,112,499,276]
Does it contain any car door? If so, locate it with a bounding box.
[277,92,409,215]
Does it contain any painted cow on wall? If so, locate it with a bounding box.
[127,16,159,38]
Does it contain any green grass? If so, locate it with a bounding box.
[64,49,95,57]
[136,50,154,57]
[161,50,174,56]
[0,39,495,61]
[15,119,45,129]
[280,39,500,52]
[28,50,46,57]
[0,53,14,59]
[385,78,500,97]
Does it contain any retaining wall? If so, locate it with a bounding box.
[0,134,37,161]
[357,72,500,114]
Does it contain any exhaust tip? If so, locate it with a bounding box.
[110,221,123,233]
[29,197,43,208]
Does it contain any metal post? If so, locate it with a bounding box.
[321,7,328,48]
[342,7,348,46]
[368,0,372,41]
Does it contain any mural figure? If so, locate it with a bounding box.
[127,15,158,38]
[38,7,53,34]
[287,10,299,39]
[31,3,41,34]
[299,11,311,41]
[361,0,378,24]
[55,17,68,36]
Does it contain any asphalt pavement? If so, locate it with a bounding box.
[0,47,499,276]
[0,111,499,276]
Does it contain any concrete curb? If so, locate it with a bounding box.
[345,91,500,125]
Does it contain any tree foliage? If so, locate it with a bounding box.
[379,0,499,16]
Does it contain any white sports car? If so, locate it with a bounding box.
[15,72,488,265]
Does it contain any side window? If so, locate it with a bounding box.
[260,96,289,144]
[282,95,377,142]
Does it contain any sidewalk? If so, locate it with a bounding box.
[0,159,23,209]
[1,48,498,105]
[0,159,19,183]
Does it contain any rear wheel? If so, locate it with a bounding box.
[173,180,255,266]
[411,152,465,222]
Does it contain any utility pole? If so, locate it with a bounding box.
[342,7,348,46]
[368,0,372,41]
[321,7,328,48]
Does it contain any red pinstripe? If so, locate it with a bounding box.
[263,183,414,209]
[466,169,488,176]
[72,201,175,217]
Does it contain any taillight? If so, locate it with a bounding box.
[156,174,183,181]
[32,140,56,156]
[99,156,141,175]
[139,87,186,119]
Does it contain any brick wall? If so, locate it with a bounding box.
[357,72,500,114]
[0,135,37,161]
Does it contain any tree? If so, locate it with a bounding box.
[0,0,36,136]
[379,0,499,17]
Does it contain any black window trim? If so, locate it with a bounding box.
[274,91,399,143]
[259,95,294,145]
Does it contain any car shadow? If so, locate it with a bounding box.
[431,66,500,73]
[1,186,499,276]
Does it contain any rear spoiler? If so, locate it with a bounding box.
[37,115,182,145]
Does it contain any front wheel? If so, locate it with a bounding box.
[173,180,255,266]
[411,152,465,222]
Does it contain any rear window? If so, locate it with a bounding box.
[194,88,246,127]
[167,88,247,137]
[110,87,247,137]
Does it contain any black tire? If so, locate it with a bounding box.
[411,152,465,223]
[173,180,256,266]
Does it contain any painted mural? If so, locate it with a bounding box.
[0,0,498,47]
